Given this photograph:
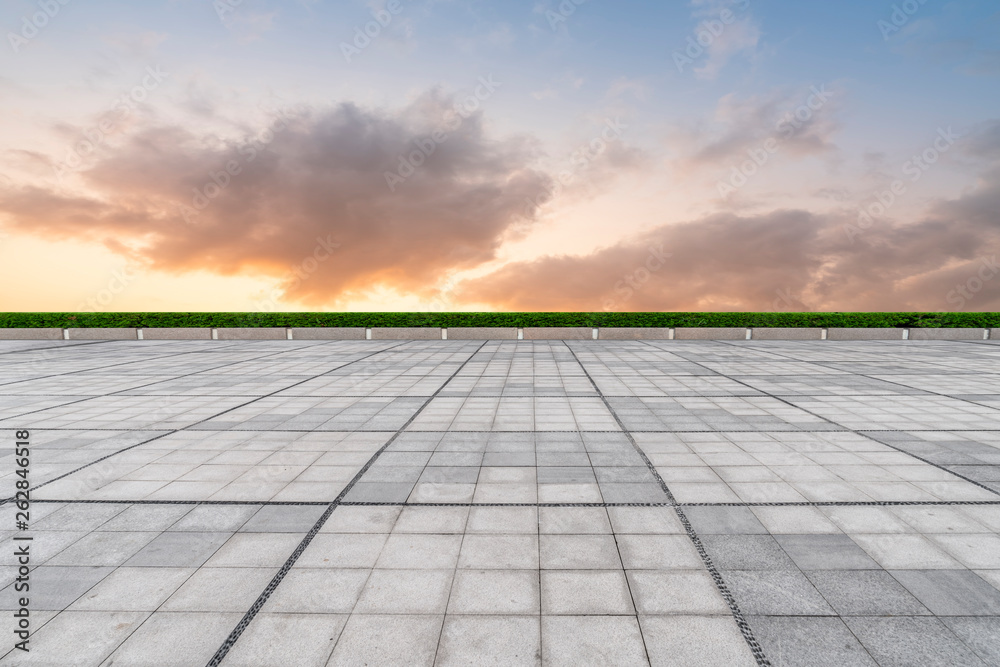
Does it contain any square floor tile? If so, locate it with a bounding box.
[223,613,347,667]
[641,615,758,667]
[541,570,635,615]
[447,570,539,614]
[844,616,988,667]
[627,570,729,615]
[326,614,443,667]
[543,616,647,666]
[437,615,541,667]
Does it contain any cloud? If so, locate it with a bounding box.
[681,0,760,80]
[457,146,1000,312]
[694,18,760,80]
[0,91,553,306]
[669,86,842,180]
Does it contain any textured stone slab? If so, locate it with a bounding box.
[216,328,287,340]
[372,328,443,340]
[751,328,824,340]
[141,328,212,340]
[674,327,747,340]
[0,328,64,340]
[908,328,986,340]
[523,328,593,340]
[291,328,366,340]
[446,328,518,340]
[827,328,905,341]
[67,328,137,340]
[598,328,673,340]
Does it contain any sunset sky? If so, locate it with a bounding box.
[1,0,999,312]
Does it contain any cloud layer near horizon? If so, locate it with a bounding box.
[0,92,552,305]
[2,96,999,312]
[458,161,1000,312]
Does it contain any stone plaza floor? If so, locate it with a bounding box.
[1,338,999,666]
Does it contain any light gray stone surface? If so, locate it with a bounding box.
[908,328,986,340]
[598,327,673,340]
[0,327,64,340]
[141,327,213,340]
[67,327,137,340]
[674,327,748,340]
[371,327,443,340]
[751,327,824,340]
[0,338,996,666]
[290,327,366,340]
[827,327,906,340]
[523,327,593,340]
[446,327,518,339]
[216,327,287,340]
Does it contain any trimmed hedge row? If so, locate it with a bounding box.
[1,312,999,328]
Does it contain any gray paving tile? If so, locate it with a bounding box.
[805,570,931,616]
[627,570,729,615]
[775,534,880,570]
[69,567,194,612]
[721,570,835,616]
[0,566,113,611]
[98,505,192,532]
[616,534,703,569]
[844,616,989,667]
[102,611,243,666]
[541,569,635,615]
[341,482,414,503]
[125,532,231,568]
[890,569,1000,615]
[264,569,370,613]
[326,614,443,667]
[437,615,541,666]
[543,616,647,666]
[47,531,159,567]
[942,617,1000,666]
[700,535,797,570]
[748,616,877,667]
[374,534,463,569]
[4,610,148,666]
[447,569,540,614]
[539,535,622,569]
[223,613,347,667]
[160,567,275,612]
[538,507,612,534]
[683,506,769,535]
[640,615,757,667]
[459,535,539,569]
[466,507,538,534]
[203,532,303,567]
[354,569,453,614]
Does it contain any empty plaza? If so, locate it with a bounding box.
[1,337,999,666]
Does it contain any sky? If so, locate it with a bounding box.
[0,0,998,313]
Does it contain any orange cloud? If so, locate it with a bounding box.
[0,91,552,306]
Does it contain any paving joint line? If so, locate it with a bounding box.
[564,341,771,667]
[204,340,488,667]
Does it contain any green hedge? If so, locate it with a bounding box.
[1,312,998,328]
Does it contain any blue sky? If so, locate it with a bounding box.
[1,0,998,311]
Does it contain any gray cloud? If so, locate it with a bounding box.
[458,152,1000,312]
[675,86,842,171]
[0,91,553,305]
